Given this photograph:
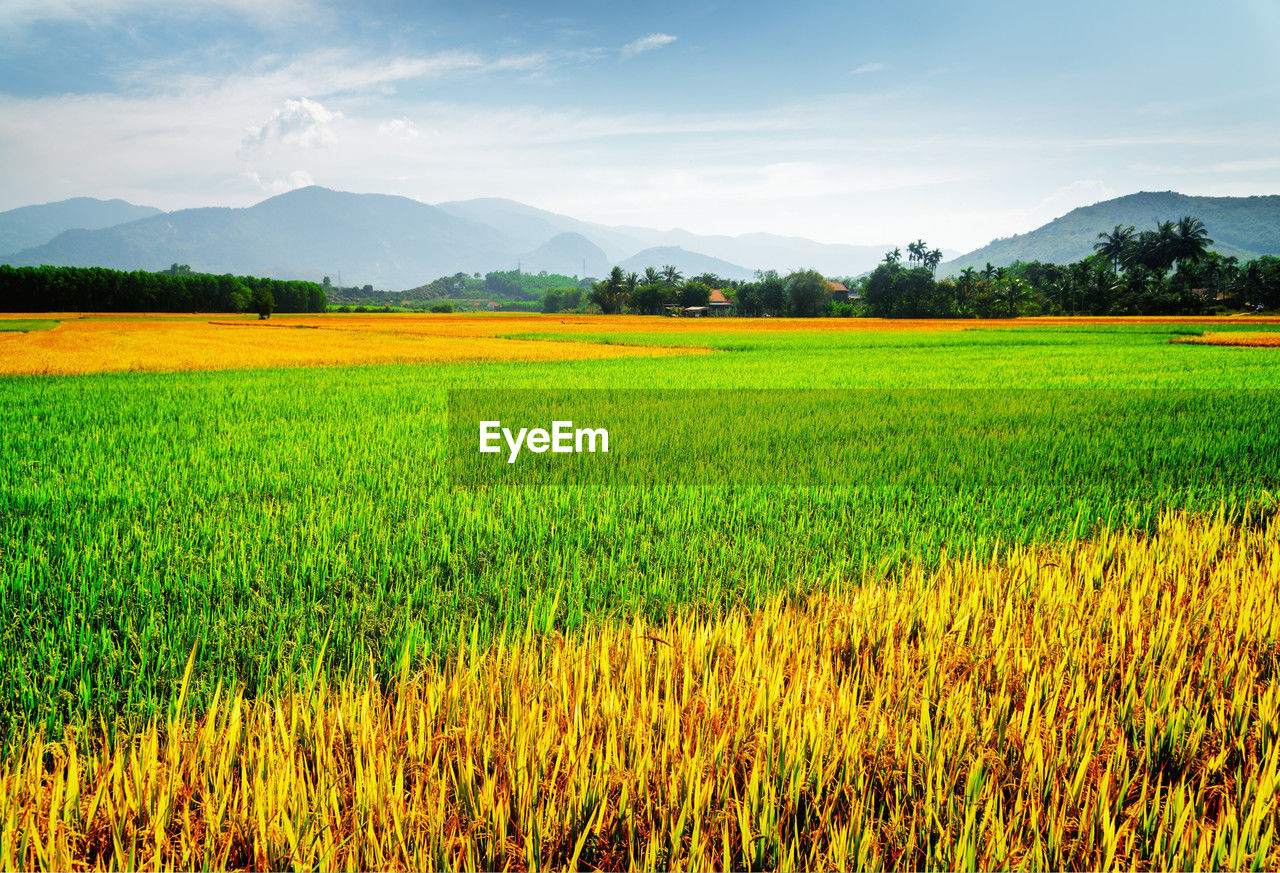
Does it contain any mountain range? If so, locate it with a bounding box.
[0,188,903,288]
[2,187,1277,291]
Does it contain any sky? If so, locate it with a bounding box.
[1,0,1278,252]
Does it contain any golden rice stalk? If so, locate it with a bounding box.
[3,508,1279,871]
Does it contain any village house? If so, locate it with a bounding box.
[708,288,733,314]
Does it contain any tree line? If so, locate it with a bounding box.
[0,264,327,314]
[548,218,1278,319]
[860,218,1279,317]
[564,266,837,317]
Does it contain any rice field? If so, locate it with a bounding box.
[0,314,697,375]
[2,314,1280,870]
[1171,331,1280,348]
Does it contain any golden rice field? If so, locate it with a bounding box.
[1171,331,1280,348]
[3,312,1278,375]
[3,510,1278,871]
[0,314,699,375]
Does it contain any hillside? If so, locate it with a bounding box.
[3,187,517,290]
[944,191,1280,274]
[618,246,755,281]
[520,232,610,279]
[0,197,163,256]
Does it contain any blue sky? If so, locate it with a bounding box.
[1,0,1277,251]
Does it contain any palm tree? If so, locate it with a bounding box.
[924,248,943,276]
[957,267,978,314]
[643,266,661,285]
[1170,216,1213,270]
[884,247,902,265]
[1149,220,1178,273]
[907,240,926,266]
[660,264,683,286]
[1093,224,1135,274]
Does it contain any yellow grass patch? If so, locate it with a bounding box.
[1170,331,1280,348]
[4,313,1280,375]
[0,315,698,375]
[4,509,1279,871]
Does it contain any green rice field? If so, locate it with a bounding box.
[2,322,1279,744]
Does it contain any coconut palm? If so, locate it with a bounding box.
[1170,216,1213,269]
[1093,224,1136,274]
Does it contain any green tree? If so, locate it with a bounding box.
[588,266,629,314]
[628,282,670,315]
[754,270,788,316]
[786,270,831,317]
[678,281,711,309]
[862,260,901,317]
[735,284,765,316]
[250,286,275,319]
[1170,216,1213,270]
[1093,224,1135,273]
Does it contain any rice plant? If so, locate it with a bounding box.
[3,509,1277,870]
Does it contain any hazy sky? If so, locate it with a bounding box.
[1,0,1277,251]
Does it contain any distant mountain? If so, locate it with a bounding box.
[2,186,1002,291]
[437,198,648,263]
[944,191,1280,275]
[3,187,518,290]
[0,197,163,255]
[618,246,755,281]
[608,227,941,278]
[521,232,610,278]
[439,197,915,276]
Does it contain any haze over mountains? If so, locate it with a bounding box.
[0,198,162,257]
[2,187,1278,291]
[0,187,900,288]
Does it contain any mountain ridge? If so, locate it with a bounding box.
[943,191,1280,274]
[0,197,164,255]
[5,187,1279,291]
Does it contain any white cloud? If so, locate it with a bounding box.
[0,0,314,29]
[246,168,315,194]
[621,33,677,59]
[1213,157,1280,173]
[241,97,341,152]
[2,50,1279,252]
[1032,180,1118,219]
[851,62,886,74]
[379,118,420,140]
